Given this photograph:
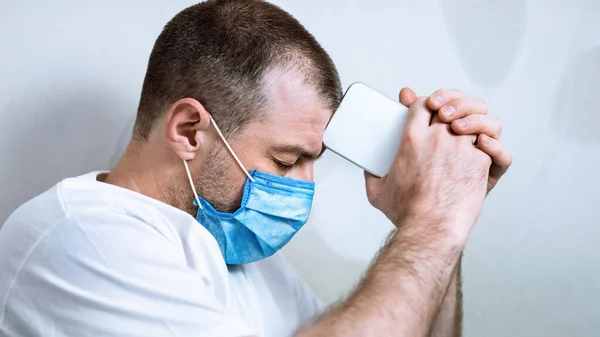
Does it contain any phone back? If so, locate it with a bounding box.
[323,82,408,178]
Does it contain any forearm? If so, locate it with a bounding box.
[429,256,463,337]
[296,220,465,337]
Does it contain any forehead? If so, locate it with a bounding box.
[244,66,332,150]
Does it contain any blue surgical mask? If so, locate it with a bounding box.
[183,116,315,265]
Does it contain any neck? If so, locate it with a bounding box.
[104,139,194,215]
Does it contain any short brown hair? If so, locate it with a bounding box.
[134,0,342,140]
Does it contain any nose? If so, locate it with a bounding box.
[293,162,314,182]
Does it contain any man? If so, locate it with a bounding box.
[0,1,511,336]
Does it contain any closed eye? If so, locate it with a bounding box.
[275,160,295,171]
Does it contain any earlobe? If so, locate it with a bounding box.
[165,98,212,161]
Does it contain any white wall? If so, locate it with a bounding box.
[1,1,599,336]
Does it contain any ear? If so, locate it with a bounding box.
[165,98,212,161]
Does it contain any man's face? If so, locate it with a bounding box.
[195,67,333,212]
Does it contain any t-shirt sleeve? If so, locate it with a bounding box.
[1,213,256,337]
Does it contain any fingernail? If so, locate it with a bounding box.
[430,94,443,106]
[442,105,456,117]
[454,118,467,127]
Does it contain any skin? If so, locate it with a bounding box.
[105,65,512,337]
[105,67,329,215]
[299,93,505,337]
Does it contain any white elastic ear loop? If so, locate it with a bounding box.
[209,116,255,183]
[183,116,255,211]
[183,159,203,209]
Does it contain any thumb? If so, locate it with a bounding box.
[399,87,418,107]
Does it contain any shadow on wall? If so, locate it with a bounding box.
[442,0,527,87]
[0,81,135,223]
[553,45,600,144]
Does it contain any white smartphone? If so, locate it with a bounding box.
[323,82,408,178]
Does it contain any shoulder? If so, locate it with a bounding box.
[1,216,253,336]
[0,174,253,337]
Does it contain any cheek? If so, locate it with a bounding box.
[197,151,249,212]
[228,140,263,174]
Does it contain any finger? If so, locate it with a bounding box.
[364,171,382,206]
[427,88,465,111]
[431,112,443,125]
[429,112,477,144]
[429,115,467,142]
[451,114,502,139]
[364,170,380,182]
[399,87,418,107]
[476,134,512,179]
[404,96,432,131]
[453,130,477,144]
[438,97,488,123]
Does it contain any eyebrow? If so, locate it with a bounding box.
[271,143,326,160]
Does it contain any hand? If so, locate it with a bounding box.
[364,96,491,241]
[400,88,512,194]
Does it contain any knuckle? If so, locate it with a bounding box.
[494,117,503,136]
[449,97,469,114]
[478,151,492,166]
[433,125,448,139]
[414,96,429,106]
[505,152,514,166]
[439,88,463,98]
[407,96,429,114]
[453,96,467,107]
[479,99,489,114]
[450,89,465,101]
[432,127,450,147]
[453,97,488,115]
[365,186,379,206]
[404,128,419,145]
[468,157,489,180]
[431,88,447,97]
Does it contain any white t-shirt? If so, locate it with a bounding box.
[0,171,324,337]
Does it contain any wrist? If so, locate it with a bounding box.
[392,215,469,251]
